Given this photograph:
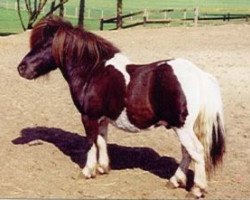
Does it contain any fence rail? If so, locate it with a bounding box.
[100,7,250,30]
[0,1,110,19]
[1,1,249,31]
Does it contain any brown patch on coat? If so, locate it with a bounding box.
[126,61,188,129]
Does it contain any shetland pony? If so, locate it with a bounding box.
[17,16,225,198]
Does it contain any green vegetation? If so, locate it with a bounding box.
[0,0,250,34]
[0,8,24,34]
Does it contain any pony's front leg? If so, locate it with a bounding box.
[81,115,99,178]
[81,115,110,178]
[96,117,110,174]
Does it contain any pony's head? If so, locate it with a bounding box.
[18,15,120,80]
[17,16,72,79]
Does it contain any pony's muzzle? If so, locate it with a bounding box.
[17,64,35,80]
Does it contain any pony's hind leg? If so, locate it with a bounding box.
[175,127,207,198]
[168,145,191,188]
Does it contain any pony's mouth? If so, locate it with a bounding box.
[21,74,37,80]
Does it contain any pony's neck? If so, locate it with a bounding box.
[59,51,117,84]
[56,29,120,82]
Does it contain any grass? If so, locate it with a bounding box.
[0,0,250,34]
[0,8,24,34]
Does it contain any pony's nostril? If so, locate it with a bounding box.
[18,64,26,74]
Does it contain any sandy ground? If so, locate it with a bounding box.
[0,23,250,199]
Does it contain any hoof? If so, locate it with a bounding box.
[166,175,187,189]
[82,166,96,179]
[166,176,179,189]
[97,164,110,175]
[166,181,178,189]
[186,187,205,199]
[186,192,205,199]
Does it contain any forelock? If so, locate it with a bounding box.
[30,15,73,49]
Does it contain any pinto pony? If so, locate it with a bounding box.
[18,16,225,198]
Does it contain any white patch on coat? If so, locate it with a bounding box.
[105,53,132,85]
[111,109,140,132]
[168,58,224,176]
[156,61,168,66]
[166,58,202,125]
[105,53,141,132]
[166,58,222,190]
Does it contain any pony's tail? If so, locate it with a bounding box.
[194,73,225,176]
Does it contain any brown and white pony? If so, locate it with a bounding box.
[17,16,225,198]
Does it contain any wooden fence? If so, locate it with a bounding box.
[100,10,144,30]
[100,8,250,30]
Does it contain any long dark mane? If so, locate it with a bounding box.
[30,16,73,49]
[30,16,120,73]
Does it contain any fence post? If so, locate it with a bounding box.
[22,3,26,11]
[100,18,104,30]
[87,9,91,18]
[101,10,104,18]
[75,7,78,18]
[144,8,149,20]
[130,11,133,20]
[116,0,123,29]
[164,11,167,19]
[194,7,199,27]
[143,16,147,27]
[182,9,187,26]
[183,9,187,20]
[246,15,249,22]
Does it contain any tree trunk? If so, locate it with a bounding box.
[59,0,64,17]
[50,0,56,14]
[78,0,85,27]
[116,0,122,29]
[17,0,68,30]
[17,0,26,30]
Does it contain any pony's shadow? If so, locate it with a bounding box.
[12,126,194,190]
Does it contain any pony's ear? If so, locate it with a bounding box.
[30,15,73,48]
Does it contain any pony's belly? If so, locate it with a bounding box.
[110,109,141,133]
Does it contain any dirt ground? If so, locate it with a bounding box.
[0,23,250,199]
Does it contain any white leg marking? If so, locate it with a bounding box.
[97,135,110,174]
[187,186,204,198]
[179,145,192,174]
[174,167,187,187]
[168,175,180,188]
[176,128,207,190]
[168,167,187,188]
[82,144,97,178]
[169,146,191,188]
